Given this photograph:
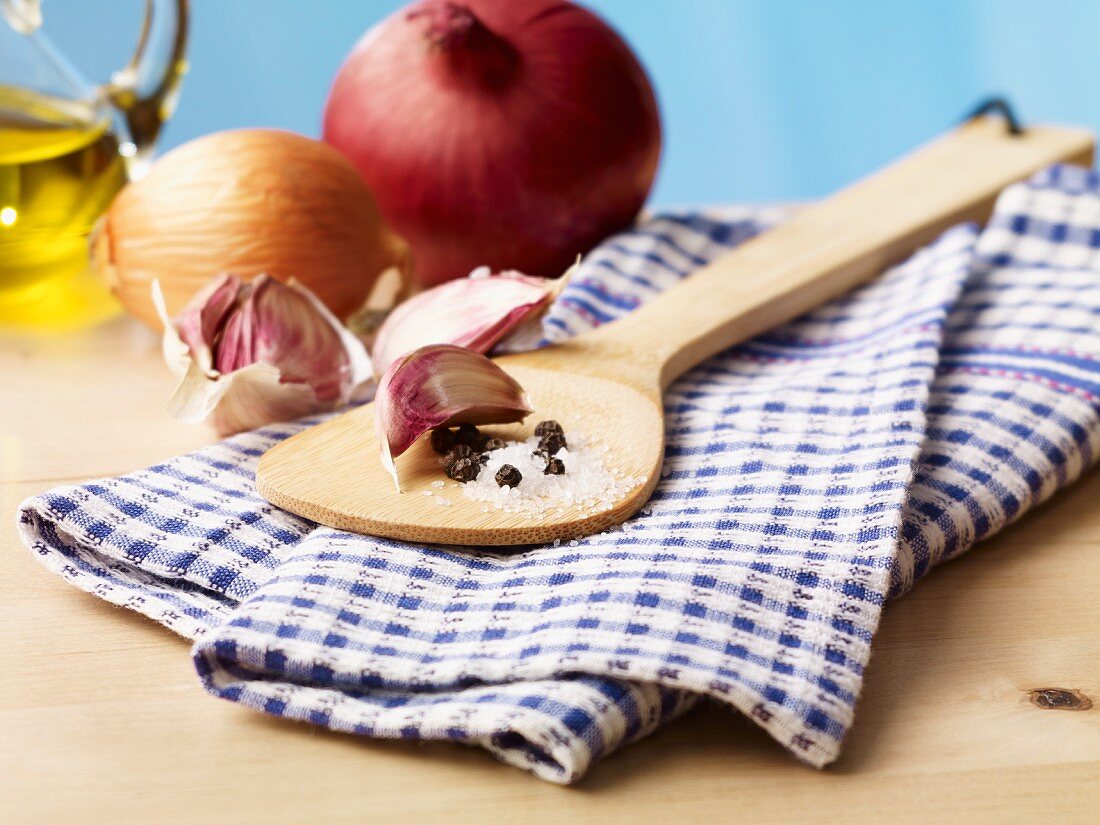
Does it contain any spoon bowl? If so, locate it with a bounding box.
[257,357,665,544]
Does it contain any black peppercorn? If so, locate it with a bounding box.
[495,464,522,488]
[443,444,476,471]
[482,437,507,452]
[538,431,567,455]
[447,457,480,482]
[534,420,563,438]
[430,428,457,454]
[544,457,565,475]
[455,423,480,446]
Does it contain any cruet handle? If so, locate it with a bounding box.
[102,0,189,176]
[1,0,43,34]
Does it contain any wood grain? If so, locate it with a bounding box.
[257,117,1095,545]
[3,317,1099,823]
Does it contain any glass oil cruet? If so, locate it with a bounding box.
[0,0,188,328]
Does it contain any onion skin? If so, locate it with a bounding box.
[323,0,661,289]
[94,129,405,329]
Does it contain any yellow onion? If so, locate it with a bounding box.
[93,129,406,329]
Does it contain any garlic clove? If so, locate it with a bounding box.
[173,273,243,371]
[154,275,373,436]
[375,344,532,489]
[371,261,577,378]
[214,275,373,398]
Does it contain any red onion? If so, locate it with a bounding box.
[323,0,661,288]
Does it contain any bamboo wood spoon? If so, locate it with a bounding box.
[257,117,1093,545]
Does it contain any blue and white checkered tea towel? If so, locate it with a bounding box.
[18,165,1100,783]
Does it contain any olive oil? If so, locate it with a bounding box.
[0,85,127,303]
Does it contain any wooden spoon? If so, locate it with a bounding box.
[257,117,1093,545]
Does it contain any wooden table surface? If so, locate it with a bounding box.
[3,309,1099,824]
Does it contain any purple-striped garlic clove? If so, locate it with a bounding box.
[370,261,576,378]
[374,344,532,489]
[154,274,372,436]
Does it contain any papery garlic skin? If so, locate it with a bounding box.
[154,274,372,436]
[375,344,532,489]
[371,262,576,378]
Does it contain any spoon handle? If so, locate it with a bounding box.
[590,117,1093,390]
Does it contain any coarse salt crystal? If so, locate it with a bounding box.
[458,430,639,520]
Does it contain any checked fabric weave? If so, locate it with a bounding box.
[18,165,1100,783]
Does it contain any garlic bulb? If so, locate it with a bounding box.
[95,129,406,329]
[371,262,576,378]
[375,344,532,489]
[155,274,372,436]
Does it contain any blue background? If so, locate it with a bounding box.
[41,0,1100,205]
